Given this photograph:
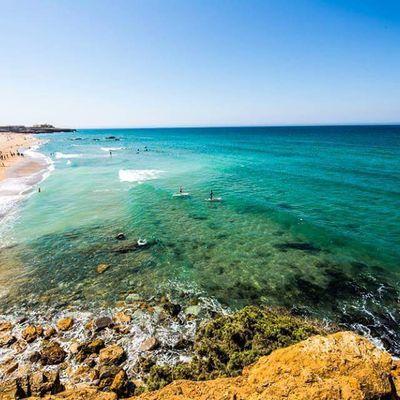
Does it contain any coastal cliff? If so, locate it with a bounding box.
[0,306,399,399]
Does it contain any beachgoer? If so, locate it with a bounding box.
[38,187,41,193]
[110,150,112,157]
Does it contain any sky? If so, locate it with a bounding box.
[0,0,399,128]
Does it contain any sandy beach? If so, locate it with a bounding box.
[0,132,42,181]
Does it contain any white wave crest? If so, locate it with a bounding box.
[119,169,163,183]
[101,147,125,152]
[55,152,83,159]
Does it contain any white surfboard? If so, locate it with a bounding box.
[173,192,190,197]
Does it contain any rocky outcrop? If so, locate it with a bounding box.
[11,331,399,400]
[132,332,397,400]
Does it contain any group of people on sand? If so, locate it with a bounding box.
[0,150,25,167]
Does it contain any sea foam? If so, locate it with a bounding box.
[55,152,83,159]
[119,169,163,183]
[101,147,125,152]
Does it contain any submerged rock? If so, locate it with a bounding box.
[274,242,320,252]
[96,263,110,274]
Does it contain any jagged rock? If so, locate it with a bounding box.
[139,337,159,352]
[110,369,135,397]
[22,325,42,343]
[113,311,132,324]
[99,344,126,365]
[0,321,13,332]
[0,333,16,347]
[40,341,67,365]
[98,364,122,390]
[0,375,29,399]
[131,332,396,400]
[12,339,28,354]
[96,263,110,274]
[68,365,99,386]
[29,351,41,363]
[94,316,113,331]
[76,338,105,362]
[29,370,64,396]
[56,317,74,331]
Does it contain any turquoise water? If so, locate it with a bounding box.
[1,126,399,353]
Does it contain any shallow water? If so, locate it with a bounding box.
[1,126,399,353]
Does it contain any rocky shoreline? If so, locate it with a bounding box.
[0,302,333,399]
[0,125,75,134]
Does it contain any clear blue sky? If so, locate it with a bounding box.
[1,0,399,127]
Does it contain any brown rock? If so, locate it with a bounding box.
[131,332,395,400]
[110,369,135,397]
[40,341,67,365]
[96,263,110,274]
[0,376,29,399]
[0,333,16,347]
[44,326,56,339]
[139,337,159,352]
[0,321,13,332]
[94,316,113,331]
[56,317,74,331]
[21,325,42,343]
[26,387,118,399]
[29,370,64,396]
[99,344,126,365]
[75,338,105,362]
[113,311,132,324]
[69,365,99,385]
[391,360,400,396]
[12,339,28,354]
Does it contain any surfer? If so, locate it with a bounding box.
[210,190,214,201]
[179,186,183,194]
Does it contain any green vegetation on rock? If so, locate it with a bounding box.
[144,305,328,391]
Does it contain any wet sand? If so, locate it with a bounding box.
[0,132,41,181]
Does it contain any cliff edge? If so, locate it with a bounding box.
[22,331,400,400]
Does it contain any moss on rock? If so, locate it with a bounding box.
[145,305,328,391]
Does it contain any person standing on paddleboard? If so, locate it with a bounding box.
[210,190,214,200]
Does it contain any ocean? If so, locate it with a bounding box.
[0,125,399,354]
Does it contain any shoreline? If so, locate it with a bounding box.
[0,132,43,182]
